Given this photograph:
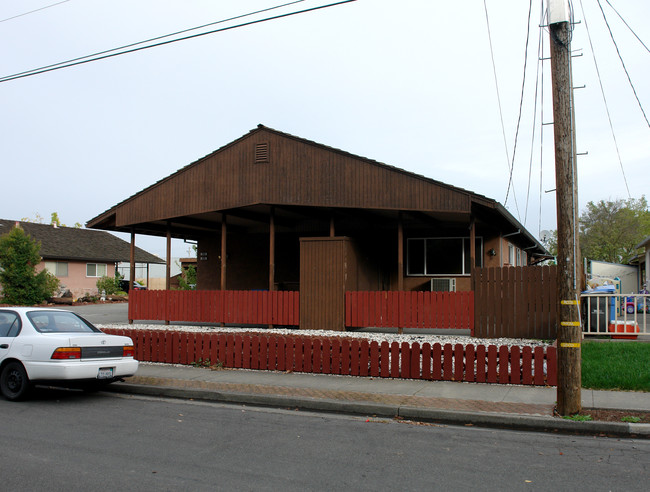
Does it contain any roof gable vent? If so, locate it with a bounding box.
[254,142,269,164]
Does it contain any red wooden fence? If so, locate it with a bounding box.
[104,328,556,386]
[128,290,299,326]
[346,291,474,333]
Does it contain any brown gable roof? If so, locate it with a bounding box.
[87,125,494,228]
[85,125,547,257]
[0,220,163,264]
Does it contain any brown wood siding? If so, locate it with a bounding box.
[113,129,473,227]
[473,265,558,339]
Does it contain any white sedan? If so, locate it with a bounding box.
[0,307,138,401]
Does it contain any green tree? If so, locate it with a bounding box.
[21,212,81,228]
[178,264,197,290]
[50,212,61,227]
[579,197,650,264]
[0,226,59,305]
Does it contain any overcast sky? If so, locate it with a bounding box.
[1,0,648,257]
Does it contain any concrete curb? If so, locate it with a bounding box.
[108,383,649,438]
[399,405,649,437]
[110,383,400,418]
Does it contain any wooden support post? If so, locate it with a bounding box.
[269,207,275,291]
[129,229,135,324]
[397,212,404,335]
[165,223,171,291]
[221,215,227,291]
[549,7,582,416]
[269,208,275,329]
[469,215,476,272]
[397,212,404,292]
[329,216,335,237]
[165,223,171,326]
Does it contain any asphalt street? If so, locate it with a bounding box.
[60,302,129,324]
[1,390,647,491]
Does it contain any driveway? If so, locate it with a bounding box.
[62,302,129,324]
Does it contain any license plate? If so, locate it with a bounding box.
[97,367,114,379]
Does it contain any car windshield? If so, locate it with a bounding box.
[26,311,101,334]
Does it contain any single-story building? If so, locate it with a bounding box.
[87,125,548,329]
[0,219,163,299]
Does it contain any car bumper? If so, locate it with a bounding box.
[23,358,139,381]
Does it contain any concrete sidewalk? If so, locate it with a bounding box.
[109,363,650,437]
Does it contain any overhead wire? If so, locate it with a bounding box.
[0,0,70,24]
[524,0,546,227]
[579,0,631,198]
[503,0,535,220]
[1,0,305,82]
[596,0,650,129]
[0,0,356,84]
[605,0,649,53]
[482,0,518,217]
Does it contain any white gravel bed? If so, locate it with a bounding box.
[97,323,551,349]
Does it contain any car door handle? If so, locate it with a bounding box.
[0,344,8,349]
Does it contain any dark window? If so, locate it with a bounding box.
[407,237,483,276]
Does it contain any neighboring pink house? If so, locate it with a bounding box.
[0,219,163,299]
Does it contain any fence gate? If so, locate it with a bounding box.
[472,265,557,339]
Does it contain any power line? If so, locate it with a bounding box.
[580,0,631,198]
[0,0,70,24]
[482,0,518,215]
[596,0,650,129]
[524,1,546,227]
[605,0,650,53]
[0,0,356,84]
[504,0,535,220]
[2,0,306,82]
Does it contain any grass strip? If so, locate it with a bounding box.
[581,341,650,392]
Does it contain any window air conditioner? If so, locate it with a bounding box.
[430,278,456,292]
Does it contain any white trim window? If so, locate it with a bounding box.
[407,237,483,276]
[508,244,515,266]
[86,263,107,277]
[44,261,68,277]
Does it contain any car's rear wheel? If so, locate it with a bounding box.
[0,362,32,401]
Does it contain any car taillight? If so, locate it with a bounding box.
[123,346,135,357]
[51,347,82,359]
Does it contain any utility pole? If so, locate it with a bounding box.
[548,0,582,415]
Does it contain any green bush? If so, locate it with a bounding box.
[96,272,123,295]
[0,226,59,305]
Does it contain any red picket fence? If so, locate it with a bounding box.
[346,291,474,333]
[128,290,299,326]
[104,328,556,386]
